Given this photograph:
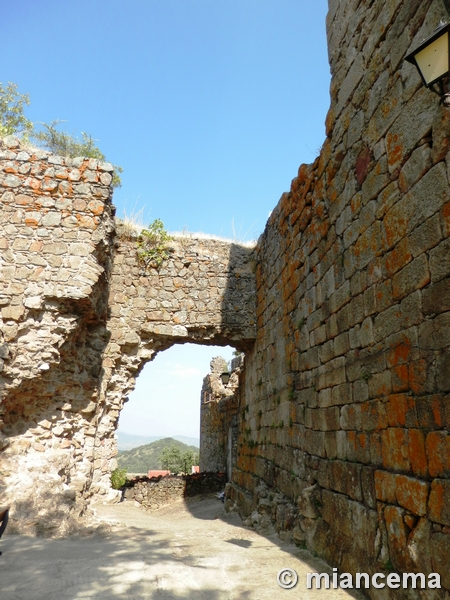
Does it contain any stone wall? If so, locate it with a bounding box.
[227,0,450,597]
[0,138,256,533]
[91,235,256,498]
[1,0,450,592]
[123,472,227,510]
[199,355,242,476]
[0,136,116,533]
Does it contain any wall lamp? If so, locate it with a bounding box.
[220,371,230,386]
[405,21,450,105]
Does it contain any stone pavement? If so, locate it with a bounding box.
[0,496,364,600]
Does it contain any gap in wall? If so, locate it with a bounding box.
[117,343,235,451]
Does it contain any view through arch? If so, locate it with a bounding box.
[116,343,236,471]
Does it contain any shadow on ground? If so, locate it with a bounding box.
[183,494,367,600]
[0,495,366,600]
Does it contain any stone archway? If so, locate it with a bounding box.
[0,152,256,533]
[91,232,257,500]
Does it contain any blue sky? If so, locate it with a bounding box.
[4,0,331,439]
[119,344,236,442]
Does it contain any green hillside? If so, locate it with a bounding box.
[117,437,199,473]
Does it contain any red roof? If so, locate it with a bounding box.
[148,470,171,478]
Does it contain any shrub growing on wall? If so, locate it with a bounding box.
[137,219,174,269]
[0,81,122,187]
[111,467,128,490]
[0,82,33,138]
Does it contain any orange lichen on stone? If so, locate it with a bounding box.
[355,147,372,185]
[386,132,403,168]
[426,431,450,478]
[392,365,409,392]
[428,479,450,526]
[387,341,412,367]
[386,394,417,427]
[395,474,429,516]
[375,469,396,502]
[408,359,428,395]
[381,428,410,471]
[24,177,41,191]
[29,240,43,252]
[408,429,428,478]
[384,504,409,565]
[441,201,450,237]
[383,204,409,248]
[76,214,96,229]
[384,238,412,276]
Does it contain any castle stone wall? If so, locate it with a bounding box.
[0,138,256,533]
[227,0,450,596]
[199,355,242,475]
[0,0,449,592]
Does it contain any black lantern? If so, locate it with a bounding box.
[220,371,230,385]
[405,22,450,104]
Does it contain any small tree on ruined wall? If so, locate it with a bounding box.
[0,82,33,138]
[160,445,199,475]
[0,81,122,187]
[33,121,123,188]
[136,219,174,269]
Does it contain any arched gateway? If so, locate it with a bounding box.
[0,145,256,533]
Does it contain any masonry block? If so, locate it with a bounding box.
[419,312,450,350]
[329,460,363,501]
[381,428,410,472]
[303,429,326,458]
[324,432,338,459]
[368,370,392,399]
[441,200,450,237]
[353,379,369,403]
[383,236,412,277]
[430,532,450,589]
[437,352,450,393]
[398,143,432,193]
[428,479,450,527]
[395,474,430,516]
[392,253,430,301]
[426,431,450,478]
[429,236,450,283]
[340,404,361,430]
[408,429,428,478]
[360,466,376,508]
[386,393,418,427]
[409,213,443,257]
[416,395,444,429]
[384,505,409,571]
[375,469,397,503]
[331,382,352,406]
[360,400,388,431]
[422,277,450,315]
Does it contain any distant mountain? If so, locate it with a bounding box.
[117,431,199,451]
[172,435,201,447]
[117,437,199,473]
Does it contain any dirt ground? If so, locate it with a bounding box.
[0,495,365,600]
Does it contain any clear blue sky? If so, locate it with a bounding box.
[4,0,331,439]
